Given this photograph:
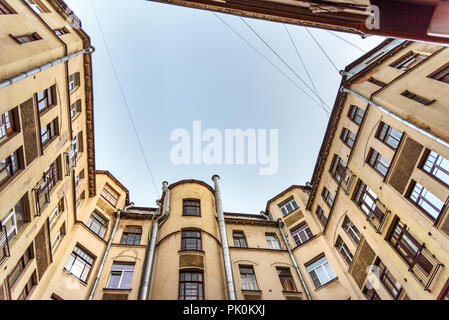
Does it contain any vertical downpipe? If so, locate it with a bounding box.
[138,181,170,300]
[277,219,312,300]
[88,202,134,300]
[212,175,237,300]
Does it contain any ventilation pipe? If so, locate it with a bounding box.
[341,87,449,149]
[88,201,134,300]
[0,47,95,90]
[212,175,237,300]
[277,219,312,300]
[138,181,170,300]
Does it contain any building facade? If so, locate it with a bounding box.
[1,1,449,301]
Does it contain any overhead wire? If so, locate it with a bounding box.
[91,0,160,198]
[239,17,332,112]
[283,24,330,113]
[213,13,330,116]
[326,30,367,53]
[305,27,340,73]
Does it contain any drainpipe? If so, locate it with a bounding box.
[212,175,237,300]
[138,181,170,300]
[260,210,272,221]
[87,201,134,300]
[341,87,449,149]
[0,47,95,90]
[277,219,312,300]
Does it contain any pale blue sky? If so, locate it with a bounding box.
[66,0,384,213]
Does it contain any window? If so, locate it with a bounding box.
[181,230,202,251]
[36,85,56,112]
[0,107,19,141]
[407,181,444,221]
[36,158,60,213]
[376,122,402,150]
[291,223,313,246]
[277,267,297,292]
[106,263,134,289]
[120,226,142,245]
[8,245,33,288]
[48,199,64,229]
[1,195,28,243]
[11,33,41,44]
[391,52,427,71]
[71,131,83,159]
[348,105,365,125]
[363,285,381,300]
[179,271,203,300]
[40,118,58,148]
[342,216,361,246]
[321,187,334,208]
[50,223,65,253]
[375,258,403,299]
[367,148,390,177]
[64,245,94,282]
[266,233,281,249]
[429,63,449,84]
[101,183,119,207]
[239,266,258,291]
[340,128,356,149]
[367,77,386,87]
[420,149,449,186]
[388,219,421,266]
[76,190,85,208]
[306,255,337,289]
[183,199,201,216]
[335,236,353,266]
[401,90,434,105]
[315,206,328,226]
[278,197,298,216]
[0,148,23,187]
[17,271,37,300]
[68,72,80,92]
[0,0,16,14]
[330,155,347,184]
[53,27,69,36]
[24,0,49,13]
[75,169,84,189]
[70,100,81,119]
[232,231,247,248]
[86,212,108,238]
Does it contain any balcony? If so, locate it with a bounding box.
[409,244,443,292]
[33,176,51,216]
[64,145,77,176]
[366,199,390,233]
[341,167,355,195]
[0,224,10,266]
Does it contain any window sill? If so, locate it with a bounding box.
[282,207,301,219]
[69,86,80,95]
[62,269,88,287]
[0,131,19,148]
[178,249,205,254]
[41,135,59,152]
[313,277,339,292]
[241,290,262,294]
[0,168,24,194]
[71,112,81,123]
[102,288,132,292]
[38,103,58,117]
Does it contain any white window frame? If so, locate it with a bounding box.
[106,263,134,289]
[25,0,43,14]
[306,256,337,289]
[266,234,281,249]
[48,204,61,229]
[279,198,298,216]
[51,225,65,253]
[1,209,17,242]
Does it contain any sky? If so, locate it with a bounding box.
[65,0,385,213]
